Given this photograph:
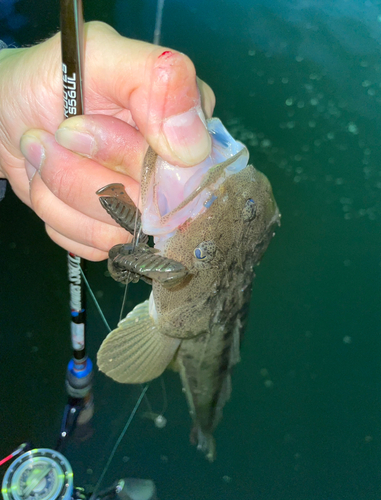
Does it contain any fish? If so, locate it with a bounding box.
[97,118,280,461]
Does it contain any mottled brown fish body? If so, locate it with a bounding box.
[153,164,279,460]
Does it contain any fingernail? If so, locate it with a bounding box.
[25,161,37,181]
[55,128,95,157]
[163,106,211,165]
[20,135,45,180]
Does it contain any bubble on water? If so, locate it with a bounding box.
[154,415,167,428]
[282,77,289,84]
[248,49,256,56]
[261,139,272,148]
[362,80,371,87]
[285,97,294,106]
[348,122,359,134]
[295,55,304,62]
[343,336,352,344]
[340,197,353,205]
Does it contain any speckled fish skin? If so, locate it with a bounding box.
[148,160,279,461]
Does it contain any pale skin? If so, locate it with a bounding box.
[0,21,215,261]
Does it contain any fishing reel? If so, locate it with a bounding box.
[1,446,157,500]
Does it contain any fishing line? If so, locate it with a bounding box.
[153,0,165,45]
[89,384,149,500]
[142,376,168,428]
[78,0,168,487]
[145,376,167,415]
[160,375,168,414]
[118,283,129,324]
[79,267,111,333]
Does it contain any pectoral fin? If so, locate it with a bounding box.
[97,300,180,383]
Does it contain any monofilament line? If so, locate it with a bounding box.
[80,267,111,333]
[89,384,149,500]
[153,0,165,45]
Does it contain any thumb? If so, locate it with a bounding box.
[84,22,214,166]
[133,50,212,166]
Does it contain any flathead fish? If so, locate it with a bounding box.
[97,118,280,461]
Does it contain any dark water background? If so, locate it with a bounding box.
[1,1,381,499]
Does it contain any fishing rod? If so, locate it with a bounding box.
[1,5,165,500]
[58,0,93,449]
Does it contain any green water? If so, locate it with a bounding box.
[1,1,381,499]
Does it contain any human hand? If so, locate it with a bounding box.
[0,21,215,260]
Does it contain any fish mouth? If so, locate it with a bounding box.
[142,118,249,241]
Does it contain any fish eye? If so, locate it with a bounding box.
[242,198,257,221]
[194,241,216,261]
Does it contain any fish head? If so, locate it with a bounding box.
[141,118,279,337]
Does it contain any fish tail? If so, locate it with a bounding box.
[190,425,216,462]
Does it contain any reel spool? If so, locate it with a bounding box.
[1,449,73,500]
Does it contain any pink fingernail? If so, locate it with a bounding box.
[20,135,45,171]
[55,128,95,157]
[25,161,37,181]
[163,105,211,165]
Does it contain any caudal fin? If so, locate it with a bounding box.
[191,425,216,462]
